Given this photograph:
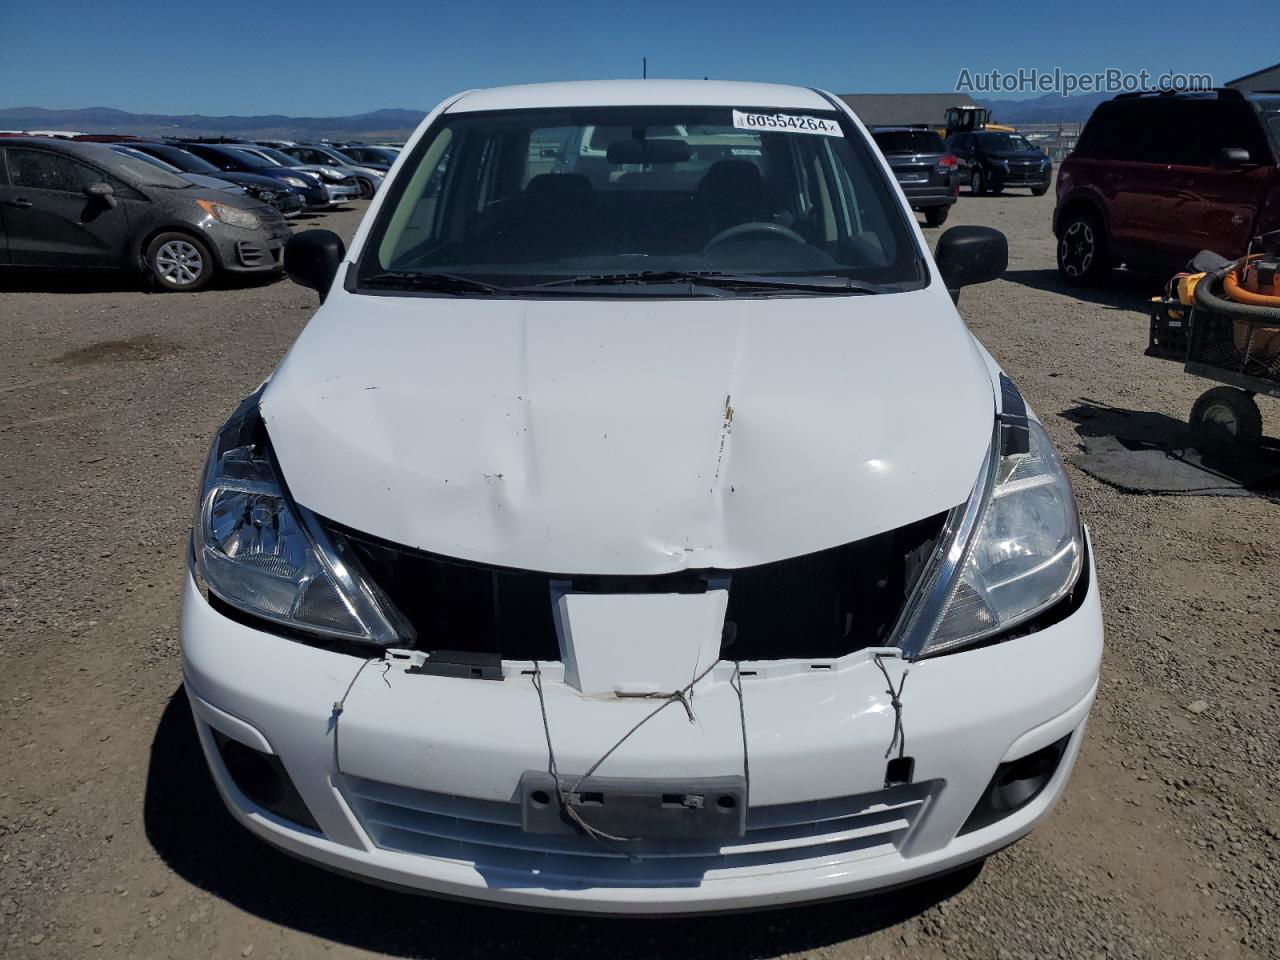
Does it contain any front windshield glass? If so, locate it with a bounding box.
[223,147,275,169]
[106,151,191,188]
[978,133,1035,153]
[250,146,297,166]
[113,146,182,173]
[141,145,221,175]
[356,106,924,294]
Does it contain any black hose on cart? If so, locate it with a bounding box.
[1193,258,1280,324]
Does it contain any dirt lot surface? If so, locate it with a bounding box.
[2,192,1278,960]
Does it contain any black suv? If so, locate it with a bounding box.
[1054,89,1280,283]
[946,130,1053,196]
[869,126,958,226]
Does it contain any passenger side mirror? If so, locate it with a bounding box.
[84,182,117,209]
[934,225,1008,302]
[284,229,346,301]
[1213,147,1253,171]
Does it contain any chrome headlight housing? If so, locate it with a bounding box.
[192,392,412,647]
[896,379,1083,658]
[196,199,261,230]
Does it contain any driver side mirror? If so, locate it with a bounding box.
[284,229,346,301]
[84,182,117,209]
[935,225,1007,302]
[1213,147,1253,171]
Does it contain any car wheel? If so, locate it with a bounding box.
[355,177,376,199]
[1190,387,1262,452]
[147,233,214,292]
[1032,186,1049,197]
[925,206,950,227]
[970,168,985,196]
[1056,211,1108,285]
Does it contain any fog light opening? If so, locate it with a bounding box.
[960,733,1071,835]
[211,730,321,832]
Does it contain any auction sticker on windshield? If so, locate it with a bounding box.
[732,110,843,136]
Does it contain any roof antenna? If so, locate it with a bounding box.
[642,57,647,79]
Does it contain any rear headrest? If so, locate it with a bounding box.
[526,173,593,195]
[698,159,764,195]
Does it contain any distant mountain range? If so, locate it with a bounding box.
[0,91,1111,140]
[0,106,429,140]
[974,92,1112,125]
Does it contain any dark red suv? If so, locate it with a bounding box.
[1054,90,1280,284]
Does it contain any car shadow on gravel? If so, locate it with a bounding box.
[0,268,286,294]
[145,689,980,959]
[1002,268,1163,312]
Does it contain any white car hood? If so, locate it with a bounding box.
[262,285,994,574]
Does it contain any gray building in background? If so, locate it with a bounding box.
[1227,63,1280,94]
[836,93,974,128]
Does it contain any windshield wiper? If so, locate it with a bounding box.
[532,270,891,294]
[361,271,500,295]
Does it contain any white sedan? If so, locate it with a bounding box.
[181,78,1103,914]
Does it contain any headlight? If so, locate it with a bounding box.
[196,199,261,229]
[317,166,342,181]
[897,386,1083,658]
[282,176,308,188]
[193,392,413,647]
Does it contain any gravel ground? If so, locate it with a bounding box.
[1,192,1277,960]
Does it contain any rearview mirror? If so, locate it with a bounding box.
[84,182,117,209]
[606,138,692,165]
[1213,147,1253,171]
[284,229,346,301]
[935,225,1008,302]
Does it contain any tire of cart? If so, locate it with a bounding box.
[1189,386,1262,452]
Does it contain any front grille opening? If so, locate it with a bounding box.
[336,511,946,663]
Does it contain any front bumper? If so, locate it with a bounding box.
[322,182,360,205]
[180,542,1102,914]
[206,223,289,274]
[990,166,1052,189]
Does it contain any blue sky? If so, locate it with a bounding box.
[3,0,1276,116]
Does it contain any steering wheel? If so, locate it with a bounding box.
[703,221,807,253]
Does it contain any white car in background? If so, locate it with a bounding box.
[181,79,1103,914]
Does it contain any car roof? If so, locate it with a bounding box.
[0,136,127,161]
[445,79,834,114]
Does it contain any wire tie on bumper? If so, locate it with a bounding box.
[873,653,910,760]
[529,657,753,855]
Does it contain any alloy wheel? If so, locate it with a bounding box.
[155,240,205,287]
[1059,221,1094,279]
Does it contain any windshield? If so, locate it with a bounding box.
[138,145,221,175]
[343,146,395,164]
[1266,113,1280,149]
[356,106,924,294]
[977,133,1035,153]
[220,147,275,169]
[113,146,182,173]
[872,130,946,155]
[106,151,191,188]
[250,146,298,166]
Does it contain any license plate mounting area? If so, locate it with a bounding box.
[519,772,747,841]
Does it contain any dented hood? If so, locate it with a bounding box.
[261,287,994,574]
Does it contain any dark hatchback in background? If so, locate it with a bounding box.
[1054,89,1280,284]
[70,136,306,218]
[173,142,332,211]
[868,126,959,226]
[0,138,290,291]
[947,130,1053,196]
